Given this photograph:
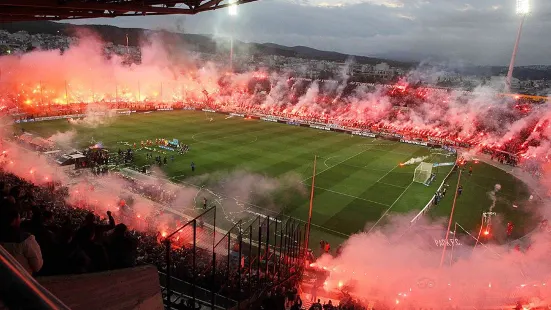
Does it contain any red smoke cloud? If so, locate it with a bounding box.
[2,30,551,307]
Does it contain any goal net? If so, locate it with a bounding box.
[413,162,433,184]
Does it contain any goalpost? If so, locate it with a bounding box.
[414,162,433,184]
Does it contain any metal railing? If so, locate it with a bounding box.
[162,206,306,309]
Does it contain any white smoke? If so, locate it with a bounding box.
[402,156,429,166]
[68,103,118,127]
[314,208,551,308]
[47,129,77,148]
[488,183,502,212]
[3,29,551,308]
[187,169,306,220]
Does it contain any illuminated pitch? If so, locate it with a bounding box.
[16,110,535,248]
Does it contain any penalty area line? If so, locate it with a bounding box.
[372,164,399,182]
[292,217,350,238]
[302,184,391,208]
[323,155,339,168]
[367,181,413,234]
[377,181,407,189]
[302,148,371,183]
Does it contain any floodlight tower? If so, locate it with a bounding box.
[228,0,238,72]
[506,0,530,92]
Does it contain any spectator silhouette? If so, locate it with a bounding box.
[54,222,90,275]
[106,223,137,269]
[75,226,109,272]
[0,181,8,198]
[286,286,298,307]
[7,186,26,212]
[77,211,115,243]
[0,207,43,275]
[42,210,59,235]
[310,299,322,310]
[21,207,58,275]
[290,296,302,310]
[184,298,201,310]
[323,300,334,310]
[274,288,286,310]
[260,291,274,310]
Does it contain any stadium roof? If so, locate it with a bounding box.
[0,0,258,22]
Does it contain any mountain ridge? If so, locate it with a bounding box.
[1,21,550,80]
[0,21,411,67]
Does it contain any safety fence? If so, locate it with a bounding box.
[162,206,306,309]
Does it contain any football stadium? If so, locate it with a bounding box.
[1,0,551,309]
[13,110,537,247]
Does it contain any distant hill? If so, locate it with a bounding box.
[0,21,411,68]
[4,21,549,80]
[456,66,551,80]
[255,43,410,67]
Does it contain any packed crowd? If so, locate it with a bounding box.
[305,297,368,310]
[0,172,138,276]
[13,88,550,174]
[483,148,519,167]
[14,86,544,162]
[257,284,370,310]
[0,169,300,306]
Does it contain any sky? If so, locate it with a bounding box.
[64,0,551,66]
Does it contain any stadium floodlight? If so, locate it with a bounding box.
[228,0,238,72]
[516,0,530,15]
[506,0,530,92]
[228,0,238,16]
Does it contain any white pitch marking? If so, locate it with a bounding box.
[377,181,407,189]
[323,155,339,168]
[367,181,414,233]
[302,148,371,182]
[192,131,258,145]
[372,164,399,182]
[306,184,390,207]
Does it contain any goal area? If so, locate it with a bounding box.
[413,162,433,184]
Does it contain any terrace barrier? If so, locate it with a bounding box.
[162,206,306,309]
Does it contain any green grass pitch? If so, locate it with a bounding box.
[16,110,535,249]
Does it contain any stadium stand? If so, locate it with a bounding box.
[0,169,308,309]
